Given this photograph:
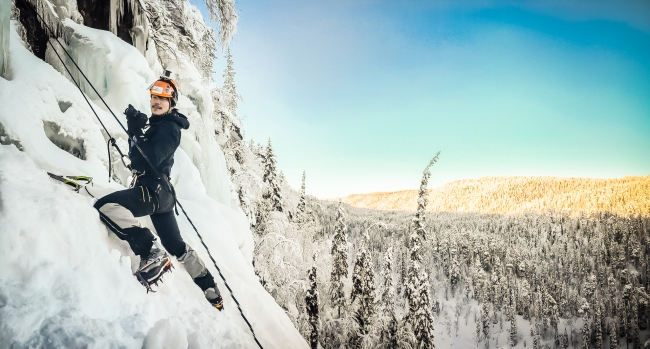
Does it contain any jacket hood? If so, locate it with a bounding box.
[150,109,190,130]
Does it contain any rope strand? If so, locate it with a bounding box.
[176,201,264,349]
[42,29,120,181]
[107,138,112,182]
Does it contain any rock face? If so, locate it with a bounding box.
[14,0,50,59]
[77,0,140,47]
[76,0,111,32]
[16,0,144,61]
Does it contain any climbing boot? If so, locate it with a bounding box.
[205,287,224,310]
[135,243,172,291]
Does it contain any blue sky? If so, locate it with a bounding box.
[191,0,650,198]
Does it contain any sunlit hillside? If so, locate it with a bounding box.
[341,175,650,216]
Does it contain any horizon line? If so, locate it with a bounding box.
[318,173,650,200]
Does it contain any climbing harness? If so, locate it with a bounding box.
[22,2,264,348]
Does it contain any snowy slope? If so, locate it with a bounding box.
[340,175,650,216]
[0,21,308,349]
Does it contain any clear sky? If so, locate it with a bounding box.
[190,0,650,199]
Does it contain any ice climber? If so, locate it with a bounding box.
[93,73,224,310]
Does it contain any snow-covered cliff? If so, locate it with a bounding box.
[0,1,308,348]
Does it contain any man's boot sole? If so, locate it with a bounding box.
[135,260,173,293]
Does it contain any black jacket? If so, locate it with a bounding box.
[128,109,190,185]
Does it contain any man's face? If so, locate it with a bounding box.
[150,95,171,115]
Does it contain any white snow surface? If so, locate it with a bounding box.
[0,21,308,349]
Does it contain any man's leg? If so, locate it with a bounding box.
[151,211,223,309]
[148,210,185,257]
[93,186,158,256]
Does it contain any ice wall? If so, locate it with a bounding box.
[42,19,237,209]
[0,20,308,349]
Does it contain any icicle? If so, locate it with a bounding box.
[0,0,9,77]
[109,0,149,56]
[129,0,149,56]
[109,0,120,36]
[22,0,66,39]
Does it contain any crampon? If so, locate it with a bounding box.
[134,261,173,293]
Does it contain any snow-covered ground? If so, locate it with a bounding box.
[432,286,568,349]
[0,19,307,349]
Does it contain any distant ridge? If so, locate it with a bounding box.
[341,175,650,216]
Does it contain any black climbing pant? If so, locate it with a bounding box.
[93,183,185,257]
[93,180,219,294]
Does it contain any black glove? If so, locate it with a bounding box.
[124,104,148,136]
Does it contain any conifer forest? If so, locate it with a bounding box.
[225,137,650,349]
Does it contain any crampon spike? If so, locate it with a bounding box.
[134,272,155,293]
[134,261,173,292]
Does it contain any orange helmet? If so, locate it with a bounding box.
[149,71,179,106]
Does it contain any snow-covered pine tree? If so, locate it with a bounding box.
[610,318,618,349]
[379,247,398,348]
[405,152,440,348]
[297,171,306,216]
[533,324,540,349]
[639,286,649,333]
[584,274,597,303]
[405,152,440,349]
[545,291,559,334]
[380,248,395,311]
[262,139,274,183]
[306,263,320,349]
[262,139,283,212]
[384,315,398,349]
[624,283,641,349]
[476,310,482,345]
[620,284,630,339]
[561,327,569,349]
[349,231,375,349]
[594,293,603,349]
[222,48,241,118]
[480,282,491,341]
[145,0,218,80]
[449,249,460,287]
[510,292,518,347]
[204,0,238,47]
[330,201,348,318]
[414,270,435,348]
[472,257,484,301]
[521,279,532,320]
[580,299,590,349]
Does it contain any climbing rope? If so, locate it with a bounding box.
[20,2,264,348]
[176,201,265,349]
[36,23,128,181]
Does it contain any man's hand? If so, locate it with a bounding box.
[125,104,148,136]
